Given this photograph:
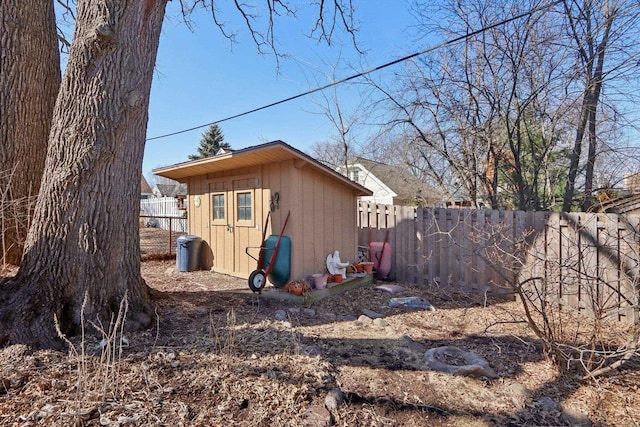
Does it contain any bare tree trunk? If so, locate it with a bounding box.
[562,91,590,211]
[0,0,60,265]
[0,0,168,349]
[562,0,616,212]
[582,14,612,211]
[582,105,598,210]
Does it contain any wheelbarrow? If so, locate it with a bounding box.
[245,211,291,293]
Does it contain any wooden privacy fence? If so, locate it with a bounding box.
[357,202,639,322]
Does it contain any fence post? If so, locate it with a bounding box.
[169,217,173,255]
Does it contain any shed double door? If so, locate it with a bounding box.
[208,176,262,277]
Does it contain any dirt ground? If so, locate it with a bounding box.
[1,260,639,426]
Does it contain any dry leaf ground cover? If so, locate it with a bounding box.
[1,260,639,426]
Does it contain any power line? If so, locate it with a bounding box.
[146,0,562,142]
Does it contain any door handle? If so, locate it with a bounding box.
[227,224,233,232]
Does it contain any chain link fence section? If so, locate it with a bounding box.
[139,215,187,259]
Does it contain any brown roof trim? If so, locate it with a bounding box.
[592,193,640,213]
[153,140,373,196]
[140,175,153,193]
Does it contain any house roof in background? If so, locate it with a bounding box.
[141,176,152,193]
[153,140,372,197]
[154,183,187,197]
[350,158,444,204]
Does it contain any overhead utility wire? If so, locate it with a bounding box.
[146,0,562,142]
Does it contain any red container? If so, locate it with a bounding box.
[360,262,374,274]
[369,241,391,279]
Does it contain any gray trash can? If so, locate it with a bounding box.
[176,235,203,272]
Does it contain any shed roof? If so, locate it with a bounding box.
[153,140,373,197]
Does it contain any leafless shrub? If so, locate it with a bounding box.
[55,292,131,421]
[466,214,639,378]
[88,291,129,399]
[209,308,237,355]
[0,167,36,268]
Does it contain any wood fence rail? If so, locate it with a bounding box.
[357,202,639,322]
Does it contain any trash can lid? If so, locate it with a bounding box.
[178,234,201,241]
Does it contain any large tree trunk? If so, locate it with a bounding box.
[0,0,60,265]
[0,0,168,349]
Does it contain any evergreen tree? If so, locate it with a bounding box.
[189,124,231,160]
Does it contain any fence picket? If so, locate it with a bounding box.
[622,215,640,323]
[415,207,426,286]
[425,209,437,285]
[437,207,449,285]
[449,209,461,288]
[462,210,474,289]
[477,210,488,290]
[487,210,501,291]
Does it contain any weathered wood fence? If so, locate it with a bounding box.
[357,203,639,322]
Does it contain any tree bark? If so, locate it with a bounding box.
[0,0,60,265]
[562,0,616,212]
[582,7,613,211]
[0,0,168,349]
[562,88,590,212]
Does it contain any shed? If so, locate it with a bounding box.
[153,140,372,284]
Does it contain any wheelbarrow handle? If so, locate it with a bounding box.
[253,211,271,270]
[245,246,261,263]
[261,211,271,245]
[263,211,291,276]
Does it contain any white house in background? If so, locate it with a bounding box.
[151,183,188,209]
[337,158,447,207]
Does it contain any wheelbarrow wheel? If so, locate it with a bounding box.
[248,269,266,293]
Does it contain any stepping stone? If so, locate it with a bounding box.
[362,309,383,319]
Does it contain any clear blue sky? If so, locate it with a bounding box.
[144,1,417,180]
